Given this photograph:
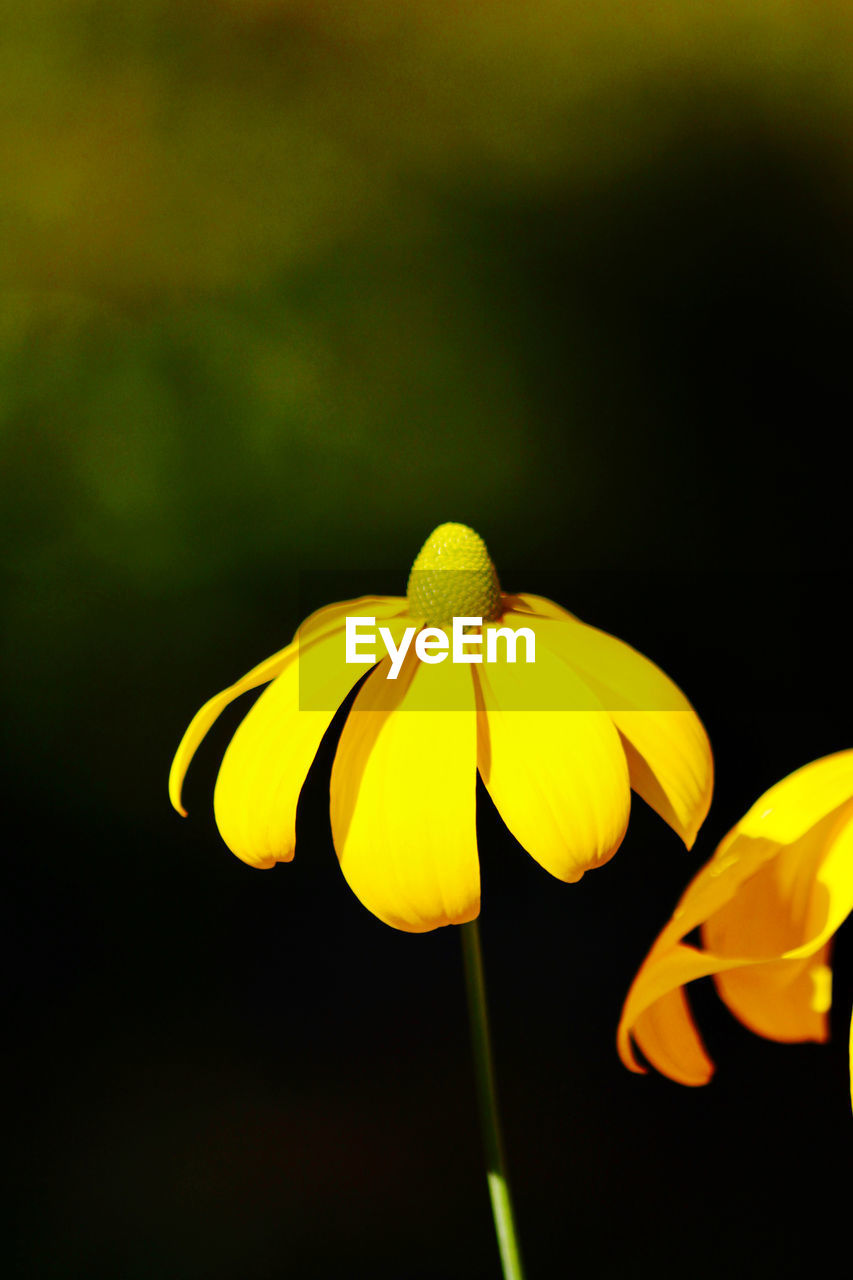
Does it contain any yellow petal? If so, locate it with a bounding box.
[803,799,853,950]
[476,641,630,882]
[212,612,410,869]
[330,652,480,932]
[298,595,408,644]
[511,596,712,848]
[614,720,711,850]
[169,596,402,816]
[730,749,853,844]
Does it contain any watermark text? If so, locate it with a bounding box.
[345,616,535,679]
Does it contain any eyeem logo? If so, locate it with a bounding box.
[345,616,536,680]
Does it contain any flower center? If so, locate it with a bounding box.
[406,522,503,625]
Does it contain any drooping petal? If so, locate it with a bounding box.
[508,595,712,848]
[169,641,295,818]
[618,753,853,1085]
[212,613,411,869]
[614,721,711,850]
[509,596,710,848]
[476,639,631,882]
[169,596,403,816]
[330,651,479,933]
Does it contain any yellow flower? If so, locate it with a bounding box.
[618,751,853,1102]
[169,523,713,932]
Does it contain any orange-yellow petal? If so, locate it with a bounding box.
[330,651,480,932]
[710,796,853,1043]
[710,952,833,1046]
[169,596,403,817]
[700,799,852,1044]
[475,640,630,882]
[510,595,712,848]
[618,752,853,1085]
[623,948,724,1086]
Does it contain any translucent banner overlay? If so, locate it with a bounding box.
[291,568,824,713]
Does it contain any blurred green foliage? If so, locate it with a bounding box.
[3,2,852,295]
[4,0,853,800]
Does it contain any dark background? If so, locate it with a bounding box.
[2,4,852,1277]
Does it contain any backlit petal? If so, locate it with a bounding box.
[476,641,630,882]
[727,749,853,845]
[213,615,410,869]
[619,756,853,1083]
[330,652,479,932]
[510,596,712,848]
[616,832,790,1079]
[169,596,405,816]
[617,830,817,1080]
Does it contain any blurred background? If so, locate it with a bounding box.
[2,2,852,1276]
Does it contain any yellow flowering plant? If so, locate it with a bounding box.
[618,752,853,1108]
[170,523,713,1278]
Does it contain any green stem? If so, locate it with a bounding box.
[460,919,526,1280]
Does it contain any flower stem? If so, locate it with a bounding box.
[460,919,526,1280]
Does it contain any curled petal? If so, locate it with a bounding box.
[169,596,404,816]
[331,653,480,932]
[619,945,722,1085]
[169,642,296,817]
